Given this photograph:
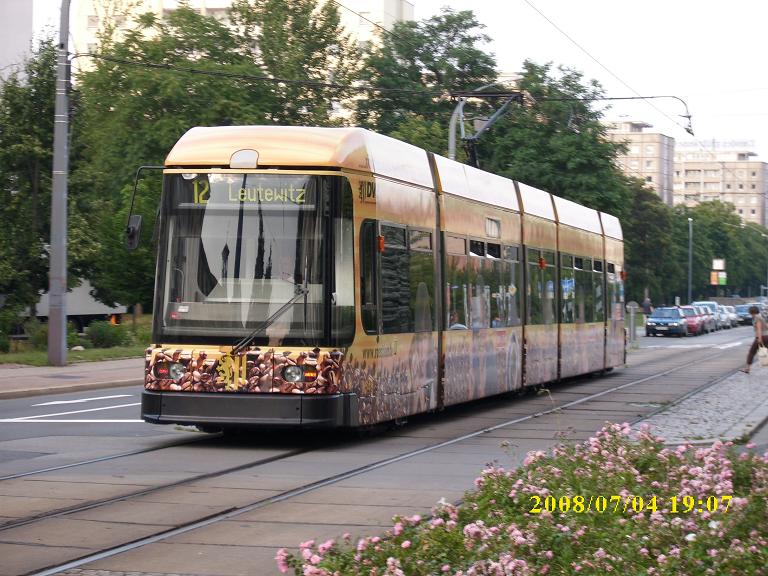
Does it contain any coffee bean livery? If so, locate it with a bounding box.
[137,126,625,429]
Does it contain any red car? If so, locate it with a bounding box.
[680,305,705,336]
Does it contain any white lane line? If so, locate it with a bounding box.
[33,394,133,406]
[0,419,144,423]
[716,341,744,350]
[0,402,141,421]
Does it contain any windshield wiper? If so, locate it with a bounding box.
[231,283,309,356]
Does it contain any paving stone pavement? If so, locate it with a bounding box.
[633,361,768,445]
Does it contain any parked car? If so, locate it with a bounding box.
[717,305,732,329]
[679,305,704,336]
[646,307,688,337]
[691,301,722,330]
[696,305,716,333]
[735,304,753,325]
[724,305,739,328]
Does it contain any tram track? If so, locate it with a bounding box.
[5,332,749,576]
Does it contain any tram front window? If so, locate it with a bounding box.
[154,173,350,345]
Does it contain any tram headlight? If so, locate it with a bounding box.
[154,361,185,381]
[283,365,304,382]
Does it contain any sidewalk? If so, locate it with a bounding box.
[0,357,145,399]
[1,351,768,447]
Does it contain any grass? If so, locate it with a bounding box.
[0,314,151,366]
[0,345,147,366]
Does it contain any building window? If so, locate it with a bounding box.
[752,209,756,215]
[645,176,653,182]
[739,209,743,214]
[739,184,744,190]
[752,184,756,189]
[752,171,757,177]
[645,145,656,154]
[87,15,99,28]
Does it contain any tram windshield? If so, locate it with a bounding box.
[153,173,354,346]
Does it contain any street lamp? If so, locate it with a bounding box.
[687,218,693,303]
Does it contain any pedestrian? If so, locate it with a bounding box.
[740,305,768,374]
[641,296,653,322]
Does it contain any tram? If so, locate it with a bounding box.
[135,126,625,429]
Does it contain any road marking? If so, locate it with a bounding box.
[0,402,141,421]
[32,394,133,406]
[716,342,744,350]
[0,419,144,423]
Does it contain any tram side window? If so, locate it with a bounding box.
[360,220,378,334]
[526,248,556,325]
[560,254,575,324]
[593,259,605,322]
[469,240,490,329]
[410,229,435,332]
[380,225,411,334]
[574,257,595,323]
[503,245,522,326]
[446,235,468,329]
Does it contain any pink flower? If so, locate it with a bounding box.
[401,540,411,549]
[275,548,290,574]
[441,565,451,573]
[393,522,404,536]
[317,539,335,554]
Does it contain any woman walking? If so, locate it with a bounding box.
[740,305,768,373]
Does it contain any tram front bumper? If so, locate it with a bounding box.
[141,390,358,428]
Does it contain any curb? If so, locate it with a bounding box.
[0,379,144,400]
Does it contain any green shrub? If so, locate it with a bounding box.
[0,332,9,353]
[86,320,128,348]
[25,318,47,350]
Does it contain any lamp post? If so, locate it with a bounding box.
[687,217,693,303]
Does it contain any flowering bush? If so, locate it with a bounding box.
[276,423,767,575]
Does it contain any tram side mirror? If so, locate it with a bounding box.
[125,215,143,250]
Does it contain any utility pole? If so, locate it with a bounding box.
[48,0,71,366]
[687,218,693,303]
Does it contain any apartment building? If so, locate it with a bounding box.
[606,120,675,206]
[673,142,768,226]
[71,0,414,72]
[0,0,34,80]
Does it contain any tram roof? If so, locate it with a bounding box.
[552,195,602,234]
[600,212,623,240]
[432,154,519,211]
[165,126,433,188]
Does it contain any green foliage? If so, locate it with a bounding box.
[483,61,633,221]
[355,8,498,136]
[86,320,129,348]
[0,38,57,314]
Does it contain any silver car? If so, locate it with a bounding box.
[724,305,739,328]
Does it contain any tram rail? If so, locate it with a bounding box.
[4,332,749,576]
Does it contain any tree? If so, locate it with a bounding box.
[230,0,360,125]
[623,182,676,304]
[481,61,633,221]
[72,0,360,308]
[355,8,498,146]
[0,38,57,322]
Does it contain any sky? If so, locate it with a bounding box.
[413,0,768,159]
[30,0,768,159]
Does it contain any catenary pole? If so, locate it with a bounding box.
[687,218,693,303]
[48,0,71,366]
